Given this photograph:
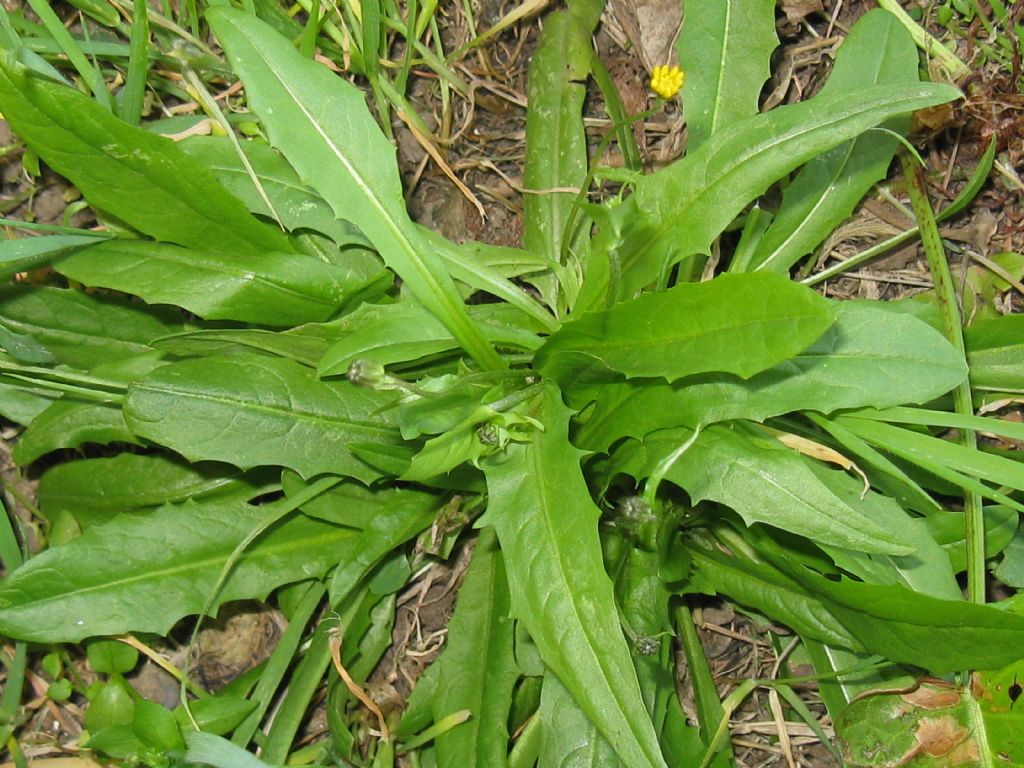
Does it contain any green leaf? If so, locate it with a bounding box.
[207,9,502,372]
[124,354,401,483]
[318,301,544,377]
[0,234,103,281]
[837,674,1024,768]
[677,0,776,150]
[536,272,833,384]
[683,543,860,650]
[133,700,184,753]
[588,82,960,308]
[0,378,57,425]
[849,404,1024,443]
[56,239,377,326]
[0,286,185,369]
[38,453,266,529]
[620,424,913,554]
[0,498,354,643]
[14,394,138,465]
[13,352,167,465]
[424,528,518,767]
[480,383,667,768]
[86,680,136,731]
[0,62,291,256]
[746,9,917,273]
[324,485,438,606]
[835,415,1024,505]
[926,505,1018,574]
[179,135,370,247]
[522,3,599,273]
[152,324,335,368]
[995,524,1024,588]
[86,638,138,674]
[800,572,1024,674]
[186,732,276,768]
[176,697,257,736]
[538,673,620,767]
[966,313,1024,392]
[423,228,559,332]
[575,301,966,452]
[804,462,960,600]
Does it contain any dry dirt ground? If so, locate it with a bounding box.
[1,0,1023,766]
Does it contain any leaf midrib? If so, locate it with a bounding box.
[3,520,354,612]
[86,248,338,308]
[528,439,662,767]
[130,382,397,437]
[238,28,471,346]
[623,88,944,284]
[560,305,826,358]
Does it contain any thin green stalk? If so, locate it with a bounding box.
[0,360,127,397]
[298,0,322,58]
[0,490,25,570]
[24,0,113,110]
[3,734,27,768]
[394,0,416,95]
[184,0,199,37]
[675,601,735,765]
[589,52,643,172]
[559,105,660,272]
[397,709,471,754]
[0,218,110,236]
[804,137,996,287]
[182,69,286,231]
[0,643,26,715]
[120,0,150,126]
[900,152,984,605]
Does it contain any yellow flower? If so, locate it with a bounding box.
[650,65,685,99]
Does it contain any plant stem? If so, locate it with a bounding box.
[899,152,985,605]
[675,601,734,765]
[0,360,127,401]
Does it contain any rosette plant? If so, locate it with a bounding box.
[1,1,1023,765]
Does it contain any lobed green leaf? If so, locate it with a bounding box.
[522,1,601,312]
[124,354,401,483]
[583,82,961,308]
[745,9,918,273]
[481,383,667,768]
[619,424,914,554]
[57,240,379,326]
[0,499,353,643]
[0,61,291,256]
[208,9,502,371]
[575,300,967,452]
